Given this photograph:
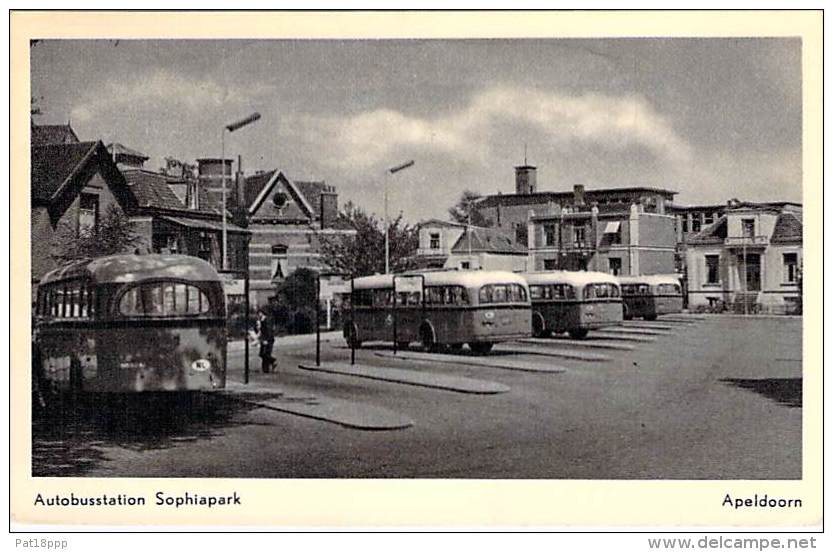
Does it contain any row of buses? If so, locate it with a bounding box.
[32,254,682,398]
[344,269,683,350]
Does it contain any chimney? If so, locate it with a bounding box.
[319,183,338,229]
[573,184,586,206]
[514,164,537,194]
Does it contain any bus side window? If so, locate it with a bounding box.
[530,285,543,300]
[479,285,493,304]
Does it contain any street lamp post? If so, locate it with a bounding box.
[222,112,261,270]
[385,160,415,274]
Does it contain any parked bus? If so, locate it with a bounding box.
[617,274,684,320]
[33,254,227,399]
[523,271,623,339]
[343,270,532,354]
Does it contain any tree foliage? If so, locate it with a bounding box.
[52,204,144,263]
[448,189,493,227]
[317,202,419,277]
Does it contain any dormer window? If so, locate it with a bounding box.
[742,219,755,238]
[429,233,440,250]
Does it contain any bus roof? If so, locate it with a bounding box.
[616,274,682,286]
[351,270,529,290]
[522,270,620,287]
[39,254,223,285]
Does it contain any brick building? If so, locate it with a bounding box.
[241,169,354,306]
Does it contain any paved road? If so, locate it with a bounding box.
[32,316,802,479]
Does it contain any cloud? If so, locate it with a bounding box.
[282,85,692,171]
[69,68,274,120]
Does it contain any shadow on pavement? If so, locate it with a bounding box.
[31,393,268,477]
[720,378,802,408]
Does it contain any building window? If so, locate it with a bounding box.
[691,217,701,233]
[460,261,471,269]
[153,234,179,254]
[705,254,720,285]
[515,224,528,246]
[783,253,798,283]
[704,212,714,225]
[271,244,288,255]
[429,232,441,250]
[572,225,586,247]
[681,217,689,233]
[742,218,755,238]
[608,258,622,276]
[543,259,557,270]
[78,193,99,236]
[544,224,556,247]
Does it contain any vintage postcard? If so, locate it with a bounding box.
[9,10,822,528]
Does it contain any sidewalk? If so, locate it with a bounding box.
[228,330,343,351]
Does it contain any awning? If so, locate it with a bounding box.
[603,221,621,234]
[159,215,249,234]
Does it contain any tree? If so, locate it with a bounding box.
[52,204,144,263]
[317,202,419,277]
[270,268,319,334]
[448,189,492,227]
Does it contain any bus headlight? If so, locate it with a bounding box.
[191,359,211,372]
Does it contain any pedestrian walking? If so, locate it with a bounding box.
[256,308,276,374]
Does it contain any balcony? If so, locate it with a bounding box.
[724,235,769,248]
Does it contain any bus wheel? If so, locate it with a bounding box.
[568,328,589,339]
[448,343,463,352]
[469,342,493,355]
[643,314,657,321]
[532,314,547,338]
[396,341,410,350]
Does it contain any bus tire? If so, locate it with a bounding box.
[469,342,493,355]
[643,314,657,321]
[448,343,463,352]
[396,341,410,350]
[344,323,362,349]
[420,323,438,352]
[568,328,589,339]
[532,313,547,338]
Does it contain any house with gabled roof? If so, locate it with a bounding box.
[242,169,354,306]
[412,219,528,271]
[30,140,140,283]
[120,166,249,271]
[684,203,802,313]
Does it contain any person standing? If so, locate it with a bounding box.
[257,309,276,374]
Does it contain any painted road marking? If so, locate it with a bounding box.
[495,344,610,362]
[520,337,635,351]
[223,381,413,430]
[621,322,675,331]
[595,326,670,336]
[589,332,657,342]
[298,362,509,394]
[375,350,566,373]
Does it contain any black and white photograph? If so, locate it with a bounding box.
[12,10,822,530]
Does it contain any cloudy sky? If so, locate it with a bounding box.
[31,38,802,221]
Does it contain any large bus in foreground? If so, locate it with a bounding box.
[344,270,532,354]
[617,274,684,320]
[33,254,227,399]
[523,271,623,339]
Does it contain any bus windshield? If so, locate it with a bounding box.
[478,283,528,304]
[119,281,212,316]
[584,283,620,299]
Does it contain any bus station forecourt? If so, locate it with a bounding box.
[31,267,801,480]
